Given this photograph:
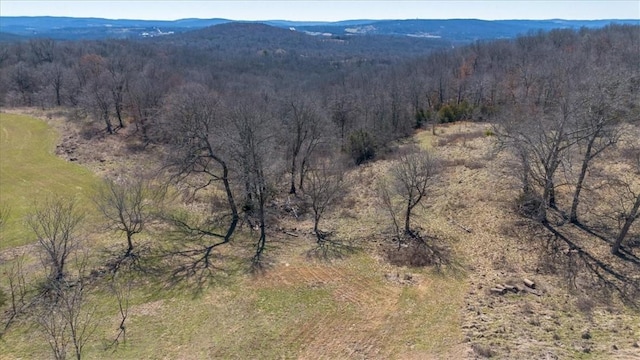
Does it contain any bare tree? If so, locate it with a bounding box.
[105,54,132,129]
[37,301,69,360]
[328,90,358,150]
[108,272,131,348]
[126,61,167,144]
[280,95,326,195]
[3,254,28,332]
[610,147,640,255]
[303,160,346,244]
[497,87,583,221]
[40,61,66,106]
[227,98,277,267]
[161,84,239,267]
[377,177,403,240]
[37,258,97,360]
[78,54,116,134]
[9,62,38,106]
[94,176,152,257]
[390,149,440,236]
[27,196,84,283]
[569,78,623,223]
[28,38,56,65]
[61,279,96,360]
[611,186,640,255]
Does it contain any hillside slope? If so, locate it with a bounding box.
[1,111,639,359]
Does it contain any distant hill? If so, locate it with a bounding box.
[294,19,640,42]
[0,16,230,39]
[158,22,452,60]
[0,16,637,41]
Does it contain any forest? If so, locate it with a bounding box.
[0,22,639,359]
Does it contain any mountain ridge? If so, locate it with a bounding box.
[0,16,638,41]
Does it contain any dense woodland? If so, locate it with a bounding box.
[1,23,640,359]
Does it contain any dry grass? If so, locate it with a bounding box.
[2,112,640,359]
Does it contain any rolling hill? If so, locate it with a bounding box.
[0,16,637,41]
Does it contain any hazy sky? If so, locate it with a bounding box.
[1,1,639,21]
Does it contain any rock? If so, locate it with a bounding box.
[612,344,618,350]
[385,273,399,281]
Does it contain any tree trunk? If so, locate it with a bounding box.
[544,176,556,210]
[611,195,640,255]
[104,110,113,134]
[55,85,61,106]
[298,157,307,192]
[313,214,322,244]
[115,103,124,128]
[570,138,595,223]
[253,194,267,264]
[125,232,133,256]
[404,199,412,235]
[289,157,297,195]
[219,159,238,243]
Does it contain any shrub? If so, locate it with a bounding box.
[437,101,472,123]
[348,129,376,165]
[414,108,433,128]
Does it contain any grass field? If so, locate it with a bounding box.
[0,112,99,249]
[2,111,638,359]
[0,111,467,359]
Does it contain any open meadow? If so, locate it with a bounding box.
[1,110,639,359]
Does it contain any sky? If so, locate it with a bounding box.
[1,0,639,21]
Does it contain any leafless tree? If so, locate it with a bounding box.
[27,196,84,283]
[105,271,132,349]
[94,176,153,257]
[39,61,66,106]
[610,147,640,255]
[37,257,97,360]
[280,95,326,195]
[9,62,38,106]
[37,301,69,360]
[161,83,239,267]
[126,61,167,144]
[569,78,622,223]
[227,97,277,267]
[390,149,440,236]
[328,90,358,150]
[78,54,116,134]
[28,38,56,65]
[3,253,28,331]
[497,83,583,221]
[105,54,132,129]
[377,177,403,240]
[303,160,346,244]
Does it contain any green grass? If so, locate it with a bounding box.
[0,112,468,359]
[0,113,100,249]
